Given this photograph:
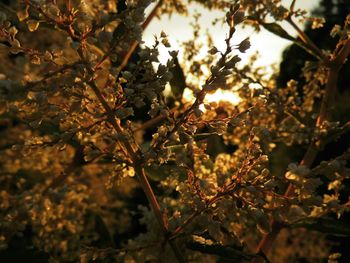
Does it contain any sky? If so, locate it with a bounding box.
[143,0,321,66]
[142,0,321,103]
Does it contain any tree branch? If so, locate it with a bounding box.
[287,17,328,63]
[94,0,163,71]
[252,36,350,263]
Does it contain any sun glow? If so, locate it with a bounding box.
[182,88,241,110]
[144,1,320,106]
[204,89,241,105]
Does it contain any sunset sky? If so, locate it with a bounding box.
[142,0,321,103]
[143,0,321,66]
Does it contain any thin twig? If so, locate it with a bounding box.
[290,0,297,12]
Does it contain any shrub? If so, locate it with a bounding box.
[0,0,349,262]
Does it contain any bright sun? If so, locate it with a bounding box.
[182,87,241,110]
[204,89,241,105]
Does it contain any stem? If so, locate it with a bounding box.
[132,103,189,132]
[301,37,350,168]
[87,80,137,158]
[290,0,297,11]
[66,0,72,12]
[287,17,328,63]
[317,38,350,125]
[118,0,163,70]
[143,0,163,30]
[135,166,167,231]
[87,77,185,262]
[170,208,205,240]
[85,47,187,262]
[252,37,350,263]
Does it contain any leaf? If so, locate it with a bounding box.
[194,132,218,141]
[112,22,127,42]
[250,208,271,234]
[17,6,29,22]
[204,134,228,158]
[29,119,42,128]
[27,20,40,32]
[290,217,350,236]
[261,23,295,42]
[169,57,186,101]
[144,163,187,181]
[187,239,254,261]
[261,22,320,59]
[238,37,251,53]
[117,0,127,13]
[69,101,82,113]
[94,214,115,247]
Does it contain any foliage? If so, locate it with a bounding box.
[0,0,349,262]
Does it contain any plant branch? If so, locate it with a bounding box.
[118,0,163,70]
[287,17,328,63]
[302,37,350,168]
[290,0,297,12]
[252,36,350,263]
[93,0,163,71]
[24,2,184,261]
[86,73,185,263]
[48,3,184,259]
